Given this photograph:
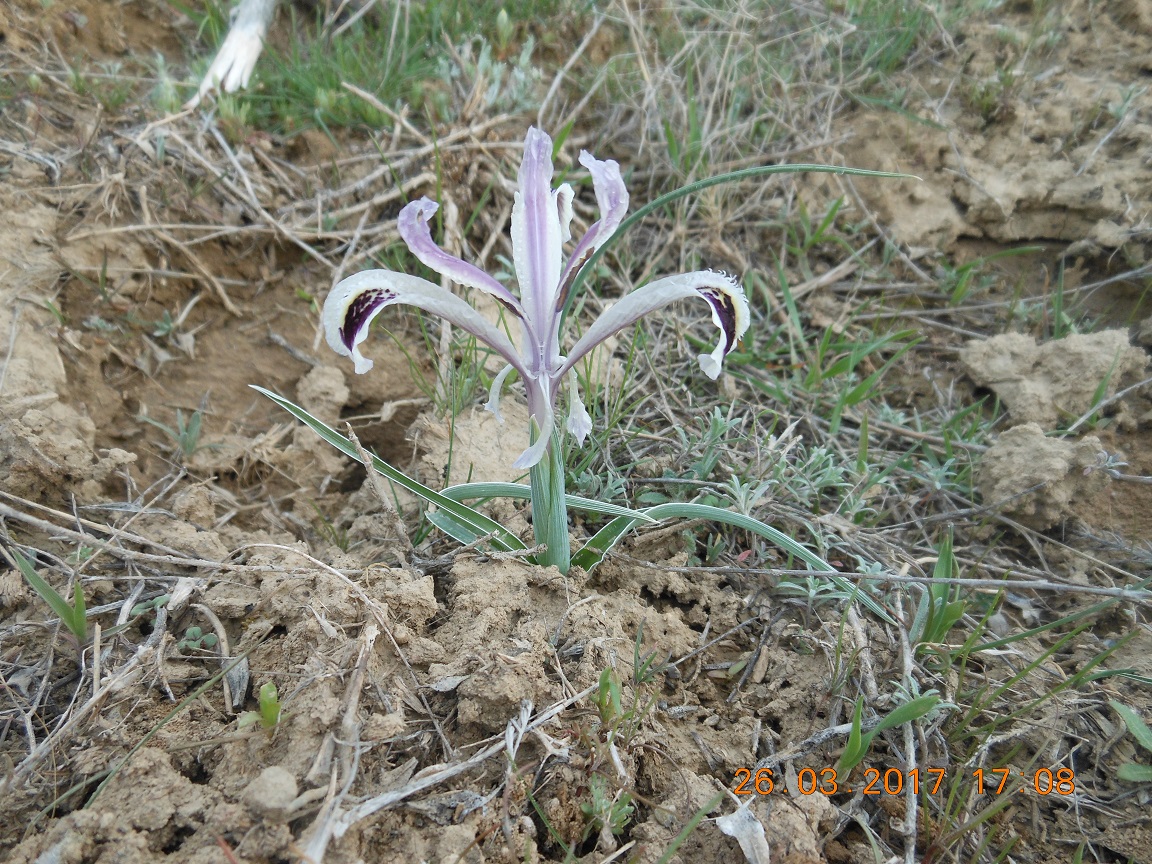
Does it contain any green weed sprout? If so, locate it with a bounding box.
[837,693,943,775]
[580,774,634,845]
[10,547,87,644]
[910,529,968,665]
[130,594,170,618]
[138,406,209,460]
[239,681,283,732]
[494,8,515,57]
[1111,699,1152,783]
[177,625,219,653]
[259,125,907,623]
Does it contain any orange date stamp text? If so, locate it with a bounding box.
[731,766,1076,797]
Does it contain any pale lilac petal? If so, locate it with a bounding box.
[566,370,592,444]
[484,363,516,422]
[581,150,630,244]
[558,271,749,380]
[398,198,525,315]
[555,183,574,243]
[513,398,555,470]
[511,128,564,357]
[323,270,527,378]
[397,200,512,304]
[557,152,630,295]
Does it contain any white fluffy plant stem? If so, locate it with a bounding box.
[186,0,277,109]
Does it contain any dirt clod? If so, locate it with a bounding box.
[976,423,1109,529]
[241,766,298,821]
[961,329,1147,428]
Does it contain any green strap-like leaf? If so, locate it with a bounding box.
[440,481,657,522]
[72,580,87,636]
[867,694,942,736]
[838,697,867,773]
[563,163,917,327]
[1117,763,1152,782]
[1111,700,1152,754]
[572,501,894,624]
[252,386,526,553]
[11,547,87,641]
[424,510,509,552]
[843,695,944,772]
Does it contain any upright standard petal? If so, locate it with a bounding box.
[555,183,575,244]
[510,128,565,360]
[323,269,528,378]
[398,198,526,315]
[559,271,749,380]
[556,152,630,302]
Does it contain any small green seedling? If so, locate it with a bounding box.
[1075,351,1123,431]
[294,288,319,314]
[580,774,635,844]
[837,693,943,775]
[633,623,671,688]
[138,406,210,460]
[494,8,515,58]
[595,667,625,727]
[11,547,87,644]
[130,594,171,618]
[67,545,97,566]
[177,625,219,653]
[239,682,283,732]
[910,529,968,665]
[1111,699,1152,783]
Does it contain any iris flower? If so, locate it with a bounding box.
[323,126,749,471]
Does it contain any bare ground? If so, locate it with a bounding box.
[1,1,1151,863]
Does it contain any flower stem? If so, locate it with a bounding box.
[529,427,570,574]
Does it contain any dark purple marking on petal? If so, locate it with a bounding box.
[493,295,523,317]
[700,286,738,353]
[341,288,396,351]
[554,256,584,315]
[553,228,604,315]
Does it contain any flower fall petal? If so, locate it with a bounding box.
[323,269,526,378]
[560,270,749,380]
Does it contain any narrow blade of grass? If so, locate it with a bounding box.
[656,792,724,864]
[252,386,526,553]
[10,547,86,641]
[440,481,657,521]
[572,501,894,624]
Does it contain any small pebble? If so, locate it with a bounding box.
[241,766,298,821]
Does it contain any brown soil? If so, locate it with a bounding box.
[1,2,1151,863]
